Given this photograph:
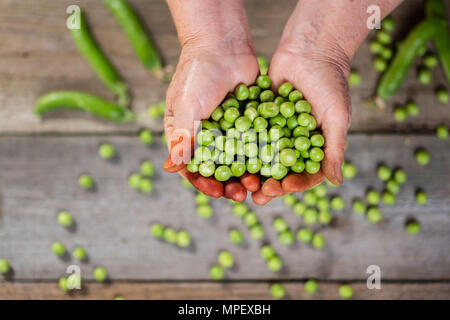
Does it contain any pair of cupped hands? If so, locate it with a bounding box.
[163,28,352,205]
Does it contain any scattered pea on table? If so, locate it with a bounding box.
[93,266,108,282]
[304,279,318,295]
[229,229,244,244]
[52,242,66,256]
[270,283,285,299]
[406,221,421,235]
[209,265,225,280]
[78,174,94,189]
[339,284,354,299]
[57,211,73,227]
[73,247,87,260]
[0,259,10,274]
[98,143,116,159]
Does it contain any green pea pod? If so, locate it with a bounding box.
[103,0,163,74]
[426,0,450,83]
[376,18,444,100]
[70,10,129,106]
[35,91,135,122]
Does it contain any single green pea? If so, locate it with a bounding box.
[306,116,317,131]
[417,45,427,57]
[406,101,419,117]
[211,106,224,121]
[293,126,309,138]
[309,147,324,162]
[176,230,191,248]
[373,57,387,72]
[150,223,165,238]
[406,221,421,235]
[92,267,107,283]
[270,114,287,128]
[293,202,307,216]
[242,130,257,143]
[52,242,66,256]
[377,165,391,181]
[197,204,213,219]
[297,113,314,127]
[436,124,449,140]
[295,100,312,114]
[294,136,311,151]
[394,106,407,122]
[297,228,313,243]
[210,265,225,280]
[0,259,10,275]
[393,169,407,184]
[366,189,380,205]
[197,130,215,146]
[380,47,393,60]
[304,208,318,225]
[339,284,354,299]
[312,184,327,198]
[436,88,449,104]
[418,68,432,85]
[218,152,234,166]
[423,54,438,68]
[382,191,396,205]
[352,200,366,215]
[331,196,345,211]
[271,163,288,180]
[367,207,382,224]
[248,86,261,100]
[139,178,153,194]
[305,159,320,174]
[416,190,427,205]
[291,159,305,173]
[278,82,293,98]
[304,280,318,294]
[253,117,269,133]
[317,198,330,212]
[199,161,216,177]
[348,70,361,86]
[244,107,258,122]
[270,283,285,299]
[260,144,275,163]
[303,191,317,206]
[195,192,209,205]
[256,75,271,89]
[279,230,295,246]
[214,165,232,182]
[59,277,68,292]
[250,225,265,240]
[222,97,239,110]
[311,233,325,249]
[219,118,233,131]
[224,107,240,123]
[310,134,324,147]
[319,211,332,225]
[277,137,293,150]
[163,227,177,243]
[235,84,249,101]
[194,146,211,162]
[244,212,259,227]
[140,161,155,177]
[300,149,310,159]
[287,116,298,130]
[386,179,400,194]
[260,90,275,102]
[369,40,383,54]
[229,162,245,178]
[78,174,94,189]
[258,102,279,118]
[267,256,283,272]
[128,173,142,189]
[202,120,214,130]
[229,229,244,244]
[114,296,126,300]
[283,194,297,206]
[57,211,73,227]
[415,149,430,166]
[139,129,154,145]
[246,157,262,174]
[279,148,297,167]
[260,245,276,260]
[215,135,226,151]
[288,90,303,102]
[273,96,285,106]
[73,247,86,260]
[98,143,115,159]
[260,163,272,177]
[377,30,391,44]
[269,125,284,141]
[381,16,395,32]
[273,217,288,233]
[234,116,251,132]
[218,251,234,268]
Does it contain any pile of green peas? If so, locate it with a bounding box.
[150,223,192,248]
[187,76,325,183]
[230,201,265,240]
[370,16,395,73]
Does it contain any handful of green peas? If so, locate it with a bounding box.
[187,76,325,185]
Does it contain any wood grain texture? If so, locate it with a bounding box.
[0,0,448,134]
[1,281,449,300]
[0,134,449,281]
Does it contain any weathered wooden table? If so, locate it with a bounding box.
[0,0,449,300]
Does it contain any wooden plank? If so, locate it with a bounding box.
[0,0,448,134]
[0,281,449,300]
[0,134,449,281]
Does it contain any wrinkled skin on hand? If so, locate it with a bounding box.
[163,44,260,201]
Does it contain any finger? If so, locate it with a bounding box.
[251,190,273,205]
[224,180,247,202]
[183,170,224,198]
[281,171,325,193]
[261,178,285,197]
[240,173,261,192]
[320,104,349,185]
